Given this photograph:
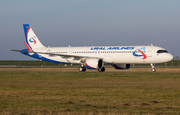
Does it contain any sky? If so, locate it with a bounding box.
[0,0,180,60]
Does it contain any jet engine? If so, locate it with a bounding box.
[85,59,104,70]
[113,64,131,69]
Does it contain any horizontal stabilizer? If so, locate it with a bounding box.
[8,49,33,53]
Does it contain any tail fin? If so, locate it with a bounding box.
[23,24,45,51]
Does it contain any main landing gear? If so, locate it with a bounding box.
[79,63,86,72]
[79,67,86,72]
[78,63,105,72]
[151,63,156,72]
[79,66,105,72]
[98,67,105,72]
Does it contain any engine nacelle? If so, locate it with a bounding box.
[85,59,104,69]
[113,64,131,70]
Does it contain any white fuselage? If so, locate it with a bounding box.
[32,45,173,64]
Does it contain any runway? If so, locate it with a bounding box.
[0,67,180,72]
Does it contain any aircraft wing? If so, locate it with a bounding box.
[8,49,102,60]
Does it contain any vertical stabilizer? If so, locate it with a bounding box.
[23,24,45,51]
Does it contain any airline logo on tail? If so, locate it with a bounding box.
[133,47,147,60]
[29,36,37,44]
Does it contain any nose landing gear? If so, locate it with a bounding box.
[151,63,156,72]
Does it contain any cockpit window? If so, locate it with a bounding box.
[157,50,168,53]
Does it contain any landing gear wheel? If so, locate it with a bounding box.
[98,67,105,72]
[79,67,86,72]
[79,67,83,72]
[152,68,156,72]
[101,67,105,72]
[151,63,156,72]
[83,67,86,71]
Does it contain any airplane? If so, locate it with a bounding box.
[9,24,173,72]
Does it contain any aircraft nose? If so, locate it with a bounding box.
[166,53,173,62]
[158,53,173,63]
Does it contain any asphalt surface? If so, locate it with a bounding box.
[0,67,180,72]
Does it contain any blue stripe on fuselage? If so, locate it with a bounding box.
[20,49,69,64]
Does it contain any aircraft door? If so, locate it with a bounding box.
[147,47,153,57]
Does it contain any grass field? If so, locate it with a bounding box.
[0,68,180,115]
